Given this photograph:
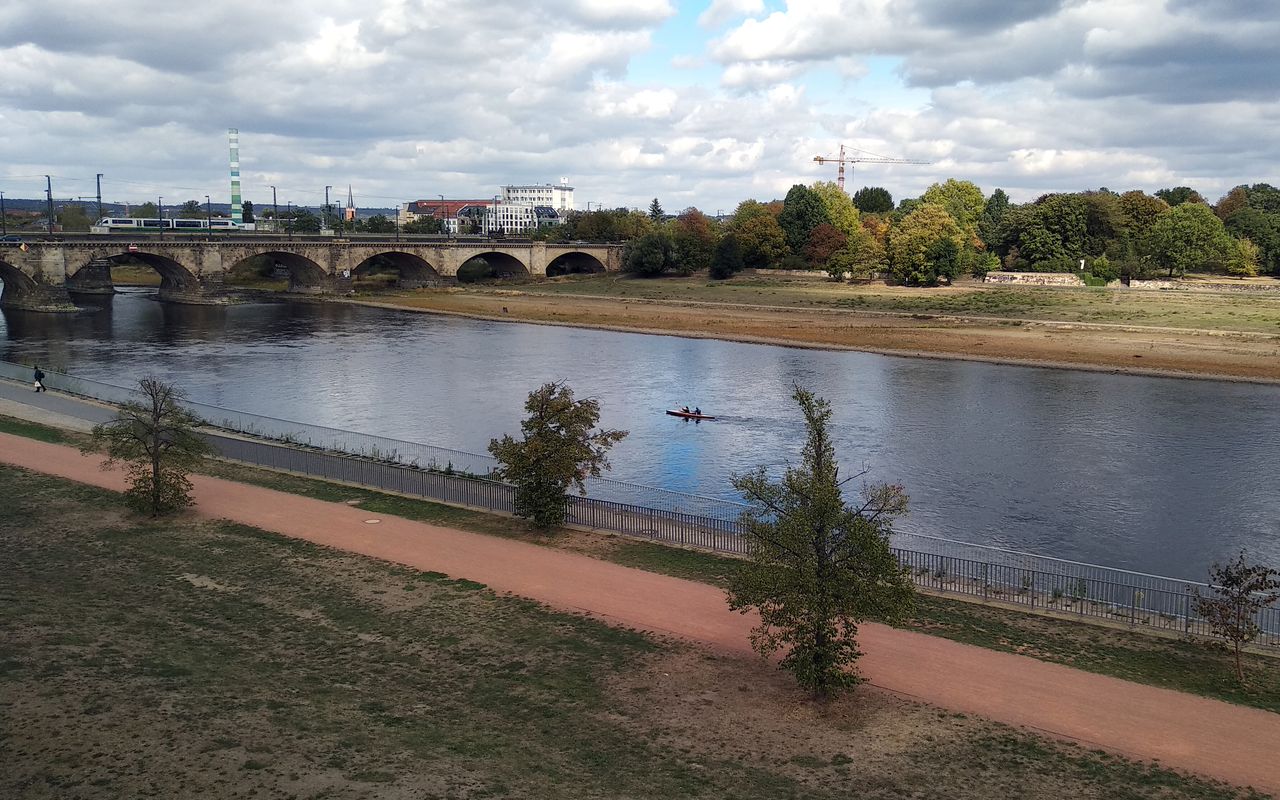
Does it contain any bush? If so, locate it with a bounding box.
[622,232,677,277]
[1090,255,1120,282]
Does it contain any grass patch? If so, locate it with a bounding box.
[0,414,72,444]
[1,463,1265,799]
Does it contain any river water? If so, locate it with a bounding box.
[3,288,1278,579]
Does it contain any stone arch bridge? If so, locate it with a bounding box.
[0,238,624,311]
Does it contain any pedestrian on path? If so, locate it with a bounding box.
[33,365,46,393]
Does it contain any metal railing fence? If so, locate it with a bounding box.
[2,360,1276,649]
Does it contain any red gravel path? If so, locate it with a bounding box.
[3,432,1278,794]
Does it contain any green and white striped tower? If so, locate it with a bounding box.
[228,128,243,224]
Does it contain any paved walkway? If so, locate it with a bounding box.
[2,431,1279,793]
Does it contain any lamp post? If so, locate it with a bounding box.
[323,185,331,231]
[95,173,104,223]
[205,195,212,236]
[438,193,446,236]
[1,191,6,236]
[286,201,292,241]
[269,186,278,234]
[157,195,163,239]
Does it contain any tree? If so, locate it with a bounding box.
[1214,187,1249,221]
[288,209,322,233]
[179,200,203,218]
[1144,203,1237,276]
[1155,186,1205,207]
[803,223,847,268]
[922,178,985,245]
[977,188,1010,250]
[623,231,678,276]
[131,202,158,219]
[1225,208,1280,274]
[727,386,914,700]
[851,187,893,214]
[710,234,745,279]
[1191,551,1280,684]
[403,216,443,234]
[730,200,788,268]
[488,382,628,528]
[57,204,91,232]
[648,198,665,222]
[887,203,965,285]
[810,181,861,238]
[671,209,717,273]
[84,377,212,517]
[778,184,831,254]
[364,214,396,234]
[242,200,255,224]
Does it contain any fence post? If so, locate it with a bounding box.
[982,562,989,600]
[1130,587,1137,626]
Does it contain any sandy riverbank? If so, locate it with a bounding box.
[328,285,1280,384]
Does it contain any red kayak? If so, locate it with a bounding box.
[666,409,716,420]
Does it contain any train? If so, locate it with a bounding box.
[90,217,254,234]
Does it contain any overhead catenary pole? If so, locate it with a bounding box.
[270,185,278,233]
[1,191,7,235]
[324,185,331,231]
[157,196,163,238]
[95,173,103,222]
[205,194,212,234]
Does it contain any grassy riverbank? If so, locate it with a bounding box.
[349,274,1280,382]
[0,463,1267,799]
[3,412,1275,715]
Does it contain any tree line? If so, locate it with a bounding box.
[566,182,1280,285]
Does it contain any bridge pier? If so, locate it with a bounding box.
[157,273,232,306]
[0,283,79,313]
[64,259,117,295]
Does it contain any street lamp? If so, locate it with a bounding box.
[205,195,212,236]
[269,186,278,234]
[157,195,163,238]
[1,191,6,236]
[286,201,292,241]
[324,185,331,231]
[438,193,446,236]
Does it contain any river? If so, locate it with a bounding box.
[3,288,1278,580]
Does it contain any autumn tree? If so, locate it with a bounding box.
[488,382,628,528]
[851,186,893,214]
[727,386,914,700]
[84,377,212,516]
[671,208,718,273]
[1214,187,1250,221]
[1192,551,1280,684]
[803,223,847,268]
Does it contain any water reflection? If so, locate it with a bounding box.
[3,288,1279,579]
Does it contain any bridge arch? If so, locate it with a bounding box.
[546,251,606,277]
[0,259,42,307]
[231,251,329,293]
[353,252,441,289]
[458,251,530,282]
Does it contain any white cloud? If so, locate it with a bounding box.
[698,0,765,29]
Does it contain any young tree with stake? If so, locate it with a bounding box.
[84,377,211,516]
[1192,550,1280,684]
[728,386,914,700]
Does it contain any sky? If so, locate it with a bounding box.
[0,0,1276,214]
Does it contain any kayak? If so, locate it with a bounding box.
[666,409,716,421]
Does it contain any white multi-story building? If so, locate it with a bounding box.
[502,179,574,212]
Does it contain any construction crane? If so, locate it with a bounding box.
[812,145,931,191]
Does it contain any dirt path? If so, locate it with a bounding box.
[4,432,1278,794]
[353,291,1280,383]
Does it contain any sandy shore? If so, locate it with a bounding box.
[325,288,1280,384]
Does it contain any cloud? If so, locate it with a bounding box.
[698,0,765,29]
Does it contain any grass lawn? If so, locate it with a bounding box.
[0,464,1268,799]
[516,274,1280,334]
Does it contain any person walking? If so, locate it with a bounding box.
[33,365,46,393]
